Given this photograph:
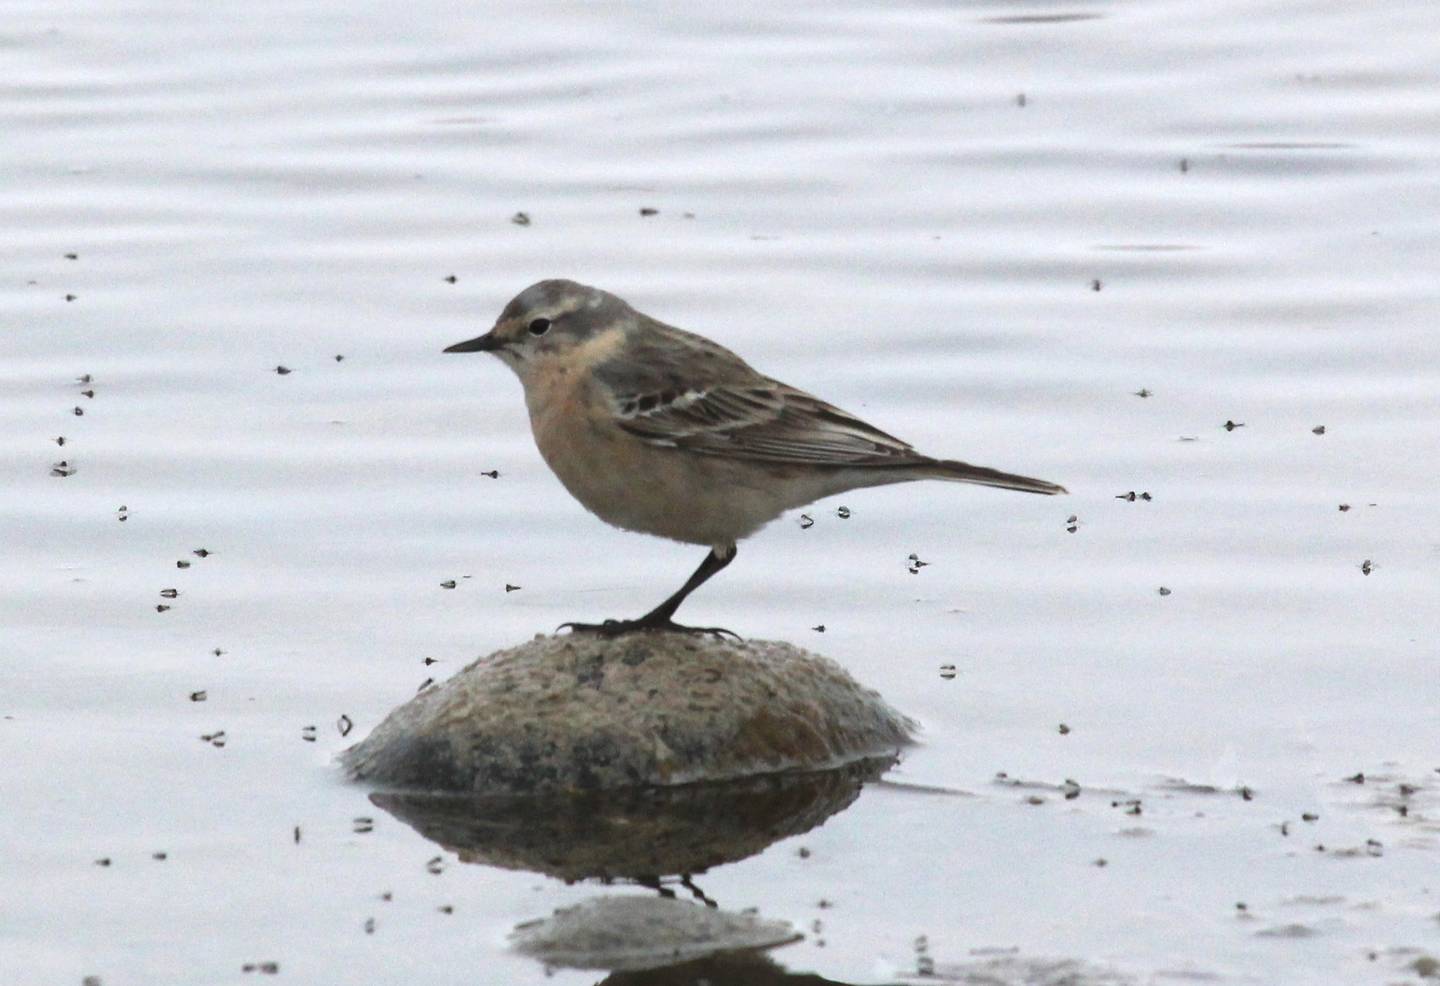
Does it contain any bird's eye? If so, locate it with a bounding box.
[528,318,551,336]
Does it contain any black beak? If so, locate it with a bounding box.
[443,331,501,353]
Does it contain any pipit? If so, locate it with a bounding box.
[446,279,1065,636]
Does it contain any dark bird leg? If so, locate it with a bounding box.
[561,544,739,639]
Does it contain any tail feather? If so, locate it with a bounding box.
[913,457,1067,495]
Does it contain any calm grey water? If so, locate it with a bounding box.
[4,1,1439,984]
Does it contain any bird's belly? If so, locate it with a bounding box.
[527,384,792,547]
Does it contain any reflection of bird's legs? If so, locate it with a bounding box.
[636,875,677,899]
[680,873,718,909]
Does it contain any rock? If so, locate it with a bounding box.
[510,896,801,972]
[341,633,915,794]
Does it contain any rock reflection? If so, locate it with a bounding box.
[369,756,892,883]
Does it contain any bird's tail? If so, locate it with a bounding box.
[907,457,1067,495]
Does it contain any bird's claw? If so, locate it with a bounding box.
[557,618,741,642]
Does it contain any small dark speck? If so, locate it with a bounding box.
[797,847,811,859]
[1345,772,1366,784]
[811,624,825,633]
[1301,812,1319,822]
[423,656,439,666]
[1090,279,1102,292]
[443,274,457,283]
[81,389,95,398]
[798,513,814,529]
[94,857,111,867]
[155,604,171,613]
[504,583,521,592]
[639,207,659,216]
[1066,514,1079,533]
[193,548,211,557]
[77,374,92,383]
[481,469,500,479]
[417,677,434,692]
[65,252,79,260]
[189,690,207,702]
[1016,92,1027,107]
[426,855,445,874]
[54,436,66,446]
[438,904,454,914]
[293,825,302,844]
[1133,388,1152,398]
[160,588,179,599]
[73,406,84,416]
[511,211,531,226]
[334,354,344,362]
[274,365,291,375]
[212,647,225,656]
[1338,503,1350,512]
[301,725,317,742]
[440,580,457,589]
[1312,425,1326,435]
[65,293,77,302]
[152,851,167,861]
[1360,559,1373,575]
[1179,158,1190,173]
[364,917,376,935]
[336,714,354,737]
[1240,786,1254,801]
[835,505,850,519]
[1058,723,1071,735]
[1157,587,1172,597]
[176,560,190,569]
[1223,419,1244,431]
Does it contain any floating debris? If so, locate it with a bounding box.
[54,436,66,446]
[155,604,171,613]
[50,460,75,478]
[1157,587,1172,597]
[189,690,207,702]
[440,580,457,590]
[152,852,167,861]
[504,583,521,592]
[193,548,211,557]
[639,207,659,217]
[200,730,226,748]
[274,365,291,376]
[1133,388,1152,398]
[417,677,435,692]
[1058,722,1071,735]
[510,211,531,226]
[443,274,457,283]
[480,469,500,479]
[1312,425,1326,435]
[1115,491,1152,502]
[1090,279,1103,292]
[65,252,79,260]
[73,406,84,416]
[1223,419,1245,431]
[1338,503,1351,512]
[240,962,279,975]
[176,560,190,568]
[363,917,376,935]
[212,647,225,657]
[160,588,178,599]
[334,354,345,362]
[422,657,438,666]
[1179,157,1190,173]
[1360,559,1374,575]
[811,625,825,633]
[1016,92,1027,107]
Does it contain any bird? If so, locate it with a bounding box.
[445,279,1065,637]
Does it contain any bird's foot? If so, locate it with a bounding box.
[558,617,741,642]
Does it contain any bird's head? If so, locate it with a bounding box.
[444,279,632,383]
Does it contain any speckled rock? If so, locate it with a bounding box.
[510,896,801,972]
[341,632,915,794]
